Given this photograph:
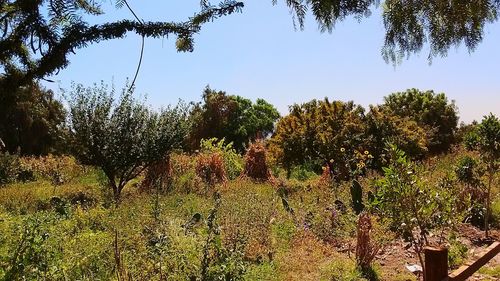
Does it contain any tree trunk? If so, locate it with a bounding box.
[485,170,493,238]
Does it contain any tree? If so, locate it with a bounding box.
[68,82,190,202]
[269,98,366,179]
[372,145,459,274]
[188,86,280,152]
[381,89,458,154]
[0,77,67,155]
[465,113,500,237]
[279,0,500,63]
[0,0,244,90]
[365,105,428,166]
[2,1,498,91]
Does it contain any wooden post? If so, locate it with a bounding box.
[424,246,448,281]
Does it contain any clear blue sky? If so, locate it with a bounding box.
[44,1,500,123]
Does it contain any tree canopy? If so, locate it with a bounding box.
[0,0,244,89]
[188,86,280,152]
[280,0,500,62]
[68,82,190,201]
[0,77,67,155]
[381,89,459,154]
[1,1,499,90]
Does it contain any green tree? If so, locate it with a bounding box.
[269,98,366,179]
[278,0,500,63]
[0,1,244,90]
[2,1,498,91]
[0,78,67,155]
[189,87,280,152]
[372,145,459,273]
[381,89,458,154]
[465,114,500,237]
[68,82,190,202]
[365,105,428,166]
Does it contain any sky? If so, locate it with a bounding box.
[43,1,500,123]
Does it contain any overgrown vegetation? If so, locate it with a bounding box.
[1,85,499,280]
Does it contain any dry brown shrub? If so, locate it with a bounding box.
[355,212,380,271]
[140,155,172,192]
[195,152,227,186]
[171,153,195,177]
[20,154,84,184]
[243,140,271,181]
[317,165,333,188]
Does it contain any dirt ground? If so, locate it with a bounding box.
[372,224,500,280]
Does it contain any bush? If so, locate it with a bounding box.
[355,212,380,272]
[0,152,19,185]
[372,145,461,269]
[19,155,84,185]
[243,140,271,181]
[447,233,468,268]
[289,164,318,181]
[199,138,243,180]
[140,155,172,192]
[195,152,227,187]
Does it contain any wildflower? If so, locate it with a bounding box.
[340,147,345,152]
[364,150,369,155]
[329,159,334,163]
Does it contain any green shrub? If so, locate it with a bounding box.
[289,164,318,181]
[372,145,461,268]
[320,258,365,281]
[447,233,468,268]
[200,138,243,180]
[0,152,20,185]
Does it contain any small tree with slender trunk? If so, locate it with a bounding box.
[68,82,190,202]
[465,113,500,237]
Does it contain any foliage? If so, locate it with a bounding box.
[189,87,280,152]
[464,113,500,236]
[447,233,468,269]
[350,180,364,214]
[381,89,458,154]
[199,138,243,180]
[19,154,84,185]
[243,140,271,181]
[140,155,173,192]
[0,1,244,90]
[1,212,62,280]
[68,82,190,201]
[289,163,318,181]
[372,145,460,269]
[365,105,428,165]
[0,152,20,186]
[454,155,485,227]
[269,98,366,179]
[320,257,365,281]
[195,152,227,188]
[279,0,500,63]
[200,193,246,280]
[0,79,67,155]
